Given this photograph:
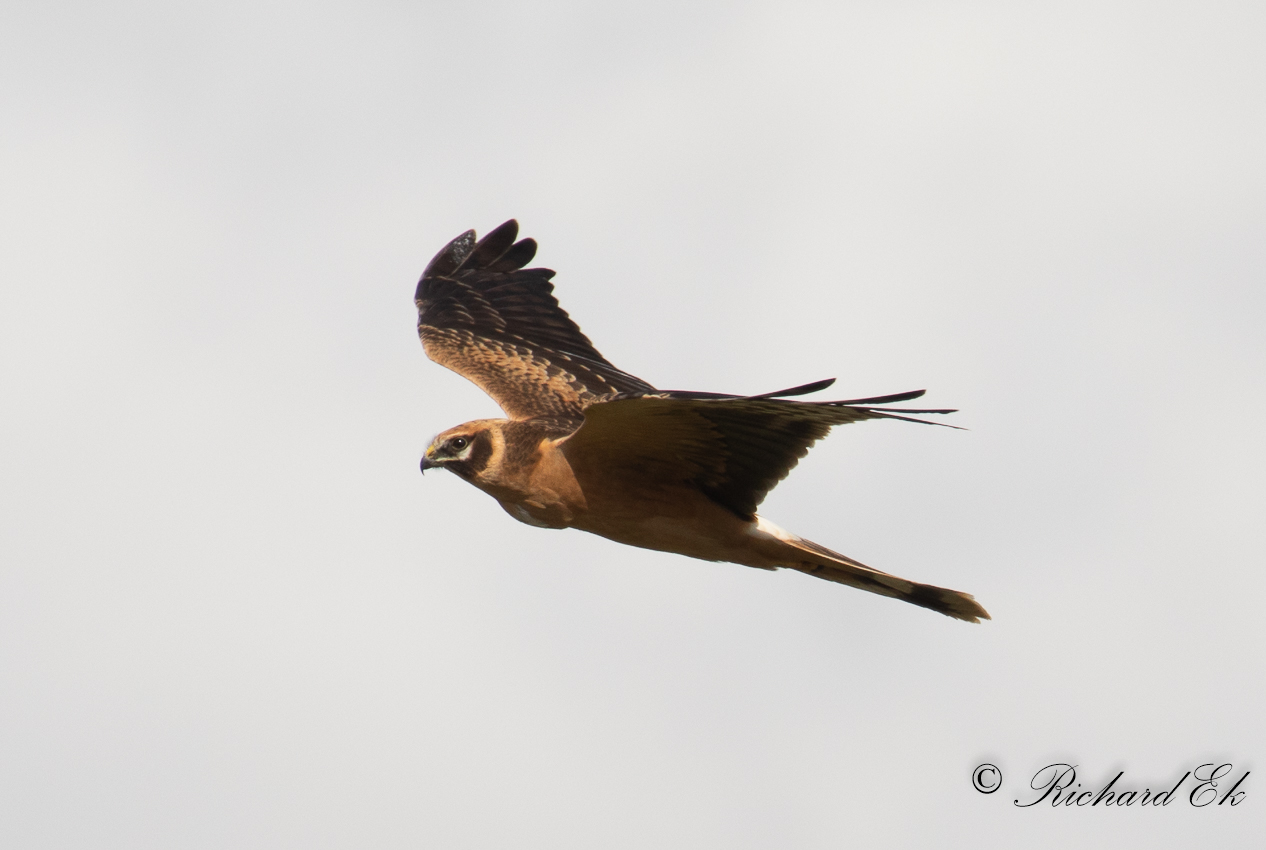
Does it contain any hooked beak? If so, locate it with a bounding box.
[420,450,440,473]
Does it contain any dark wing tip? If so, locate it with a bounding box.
[833,389,927,405]
[463,219,520,269]
[654,379,839,402]
[822,388,962,428]
[422,227,480,279]
[749,378,837,399]
[859,410,964,429]
[489,236,537,272]
[419,219,543,284]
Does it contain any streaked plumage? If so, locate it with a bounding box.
[416,220,989,623]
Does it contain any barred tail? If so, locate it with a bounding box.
[750,517,989,623]
[791,536,989,622]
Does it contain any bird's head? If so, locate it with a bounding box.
[421,420,502,480]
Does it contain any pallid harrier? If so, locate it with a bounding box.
[416,220,988,622]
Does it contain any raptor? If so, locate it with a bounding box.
[415,220,988,622]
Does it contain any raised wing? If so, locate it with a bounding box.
[559,390,956,519]
[416,220,655,421]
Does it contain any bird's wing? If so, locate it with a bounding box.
[415,220,656,421]
[559,389,956,519]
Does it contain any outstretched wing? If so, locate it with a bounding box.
[559,390,956,519]
[416,220,656,421]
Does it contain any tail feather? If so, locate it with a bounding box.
[785,537,990,623]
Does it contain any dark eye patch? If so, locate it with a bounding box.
[446,431,491,476]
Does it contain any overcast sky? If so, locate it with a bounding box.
[1,2,1263,847]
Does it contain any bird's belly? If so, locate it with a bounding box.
[591,518,739,562]
[569,492,776,568]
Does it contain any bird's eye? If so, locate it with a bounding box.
[449,437,468,451]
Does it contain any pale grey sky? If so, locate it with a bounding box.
[1,2,1263,847]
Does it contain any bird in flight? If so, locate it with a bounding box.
[415,220,988,622]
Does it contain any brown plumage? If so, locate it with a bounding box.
[416,220,989,623]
